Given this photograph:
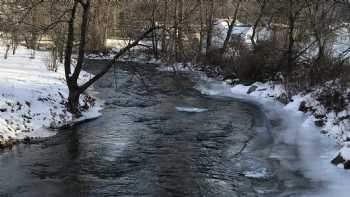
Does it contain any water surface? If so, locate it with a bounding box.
[0,61,314,197]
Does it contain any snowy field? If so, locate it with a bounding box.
[0,46,102,146]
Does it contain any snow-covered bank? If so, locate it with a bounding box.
[87,49,350,165]
[192,74,350,197]
[228,81,350,143]
[0,47,102,147]
[85,51,350,194]
[214,79,350,171]
[152,60,350,143]
[151,61,350,196]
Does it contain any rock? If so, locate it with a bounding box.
[345,161,350,169]
[247,85,258,94]
[332,154,345,165]
[49,122,58,129]
[277,93,289,104]
[332,146,350,169]
[314,113,326,119]
[23,136,31,144]
[298,101,308,113]
[224,78,240,85]
[314,119,325,127]
[0,108,7,112]
[223,74,239,85]
[332,154,350,169]
[320,130,328,134]
[25,101,31,107]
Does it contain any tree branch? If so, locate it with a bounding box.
[79,26,160,92]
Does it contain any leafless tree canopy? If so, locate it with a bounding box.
[0,0,349,113]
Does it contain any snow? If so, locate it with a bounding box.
[212,19,272,47]
[0,46,102,144]
[231,81,286,98]
[157,62,193,72]
[228,80,350,148]
[333,26,350,60]
[340,145,350,160]
[191,74,350,197]
[212,20,253,47]
[243,168,270,179]
[175,107,208,113]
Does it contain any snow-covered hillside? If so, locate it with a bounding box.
[0,47,102,147]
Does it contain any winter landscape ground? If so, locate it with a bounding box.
[0,46,102,147]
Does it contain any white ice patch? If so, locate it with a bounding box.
[175,107,208,113]
[243,168,270,179]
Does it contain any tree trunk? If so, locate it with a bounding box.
[250,0,267,49]
[286,13,295,74]
[161,0,168,54]
[67,88,81,115]
[221,0,241,55]
[197,0,204,60]
[173,0,178,61]
[251,13,263,48]
[64,0,159,114]
[177,0,184,61]
[206,0,214,57]
[151,0,158,58]
[64,0,86,114]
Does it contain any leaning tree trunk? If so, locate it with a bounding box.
[64,0,159,115]
[221,0,241,55]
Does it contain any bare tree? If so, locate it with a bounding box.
[64,0,158,114]
[221,0,242,55]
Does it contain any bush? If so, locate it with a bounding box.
[234,40,282,83]
[316,81,347,113]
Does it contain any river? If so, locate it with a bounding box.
[0,60,318,197]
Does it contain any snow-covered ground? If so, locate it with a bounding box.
[152,62,350,195]
[0,46,102,146]
[194,75,350,197]
[157,63,350,195]
[156,61,350,148]
[229,81,350,145]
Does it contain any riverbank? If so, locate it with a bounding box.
[154,60,350,196]
[88,49,350,168]
[0,58,319,197]
[192,72,350,197]
[0,47,102,148]
[158,61,350,168]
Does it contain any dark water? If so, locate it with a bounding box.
[0,61,313,197]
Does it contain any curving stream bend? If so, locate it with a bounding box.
[0,60,319,197]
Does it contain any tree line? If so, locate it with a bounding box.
[0,0,350,113]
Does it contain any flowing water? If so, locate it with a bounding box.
[0,60,317,197]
